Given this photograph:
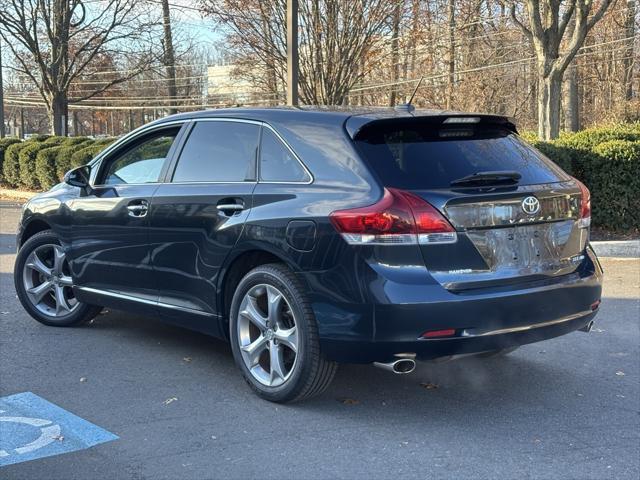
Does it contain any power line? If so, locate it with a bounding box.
[350,34,640,93]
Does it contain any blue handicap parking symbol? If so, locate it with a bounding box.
[0,392,118,467]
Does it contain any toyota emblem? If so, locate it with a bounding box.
[521,196,541,215]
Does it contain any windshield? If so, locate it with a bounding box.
[354,125,568,190]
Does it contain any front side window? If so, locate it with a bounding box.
[101,129,178,185]
[172,121,260,182]
[259,128,310,182]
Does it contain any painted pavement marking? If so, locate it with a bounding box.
[0,392,118,467]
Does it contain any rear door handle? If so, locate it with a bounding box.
[127,200,149,217]
[216,199,245,216]
[216,204,244,212]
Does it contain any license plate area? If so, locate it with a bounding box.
[466,221,579,271]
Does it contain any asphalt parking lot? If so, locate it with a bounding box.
[1,199,638,480]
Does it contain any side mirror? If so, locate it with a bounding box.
[64,165,91,189]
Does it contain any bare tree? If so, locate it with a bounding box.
[506,0,616,139]
[0,0,159,135]
[201,0,395,105]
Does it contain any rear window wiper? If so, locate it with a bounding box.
[450,170,522,187]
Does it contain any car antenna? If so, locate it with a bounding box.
[394,76,424,113]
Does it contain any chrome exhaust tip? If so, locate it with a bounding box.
[579,320,594,333]
[373,358,416,375]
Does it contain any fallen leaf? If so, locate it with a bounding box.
[338,398,360,405]
[420,382,439,390]
[163,397,178,405]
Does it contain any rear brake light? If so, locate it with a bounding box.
[573,178,591,228]
[329,188,457,245]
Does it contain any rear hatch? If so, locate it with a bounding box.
[349,114,590,291]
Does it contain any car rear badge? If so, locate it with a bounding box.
[521,196,541,215]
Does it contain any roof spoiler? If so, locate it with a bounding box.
[346,114,518,139]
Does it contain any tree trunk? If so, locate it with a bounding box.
[564,61,580,132]
[624,0,635,103]
[49,94,69,136]
[161,0,178,115]
[446,0,455,109]
[388,0,402,106]
[538,72,563,140]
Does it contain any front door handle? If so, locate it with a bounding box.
[127,200,149,217]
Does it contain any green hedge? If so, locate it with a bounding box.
[527,123,640,231]
[2,136,51,187]
[19,142,52,189]
[0,138,22,185]
[589,140,640,230]
[43,136,67,146]
[35,145,66,191]
[0,136,115,189]
[3,141,37,187]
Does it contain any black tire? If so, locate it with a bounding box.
[477,346,520,358]
[14,230,102,327]
[229,263,338,403]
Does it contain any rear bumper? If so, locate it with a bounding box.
[308,246,603,363]
[321,308,598,363]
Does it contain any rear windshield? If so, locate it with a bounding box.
[354,124,568,189]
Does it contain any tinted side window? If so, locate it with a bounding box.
[172,121,260,182]
[259,128,310,182]
[102,130,178,185]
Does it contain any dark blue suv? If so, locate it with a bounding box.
[14,108,603,402]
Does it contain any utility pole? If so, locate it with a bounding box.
[286,0,299,106]
[0,37,5,138]
[161,0,178,115]
[20,107,24,139]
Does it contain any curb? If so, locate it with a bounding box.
[591,240,640,258]
[0,188,37,202]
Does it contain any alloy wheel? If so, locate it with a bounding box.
[237,284,298,387]
[22,244,78,317]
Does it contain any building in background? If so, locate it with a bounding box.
[207,65,258,106]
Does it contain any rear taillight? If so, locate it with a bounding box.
[329,188,457,245]
[574,178,591,228]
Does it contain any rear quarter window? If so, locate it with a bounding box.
[354,124,568,190]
